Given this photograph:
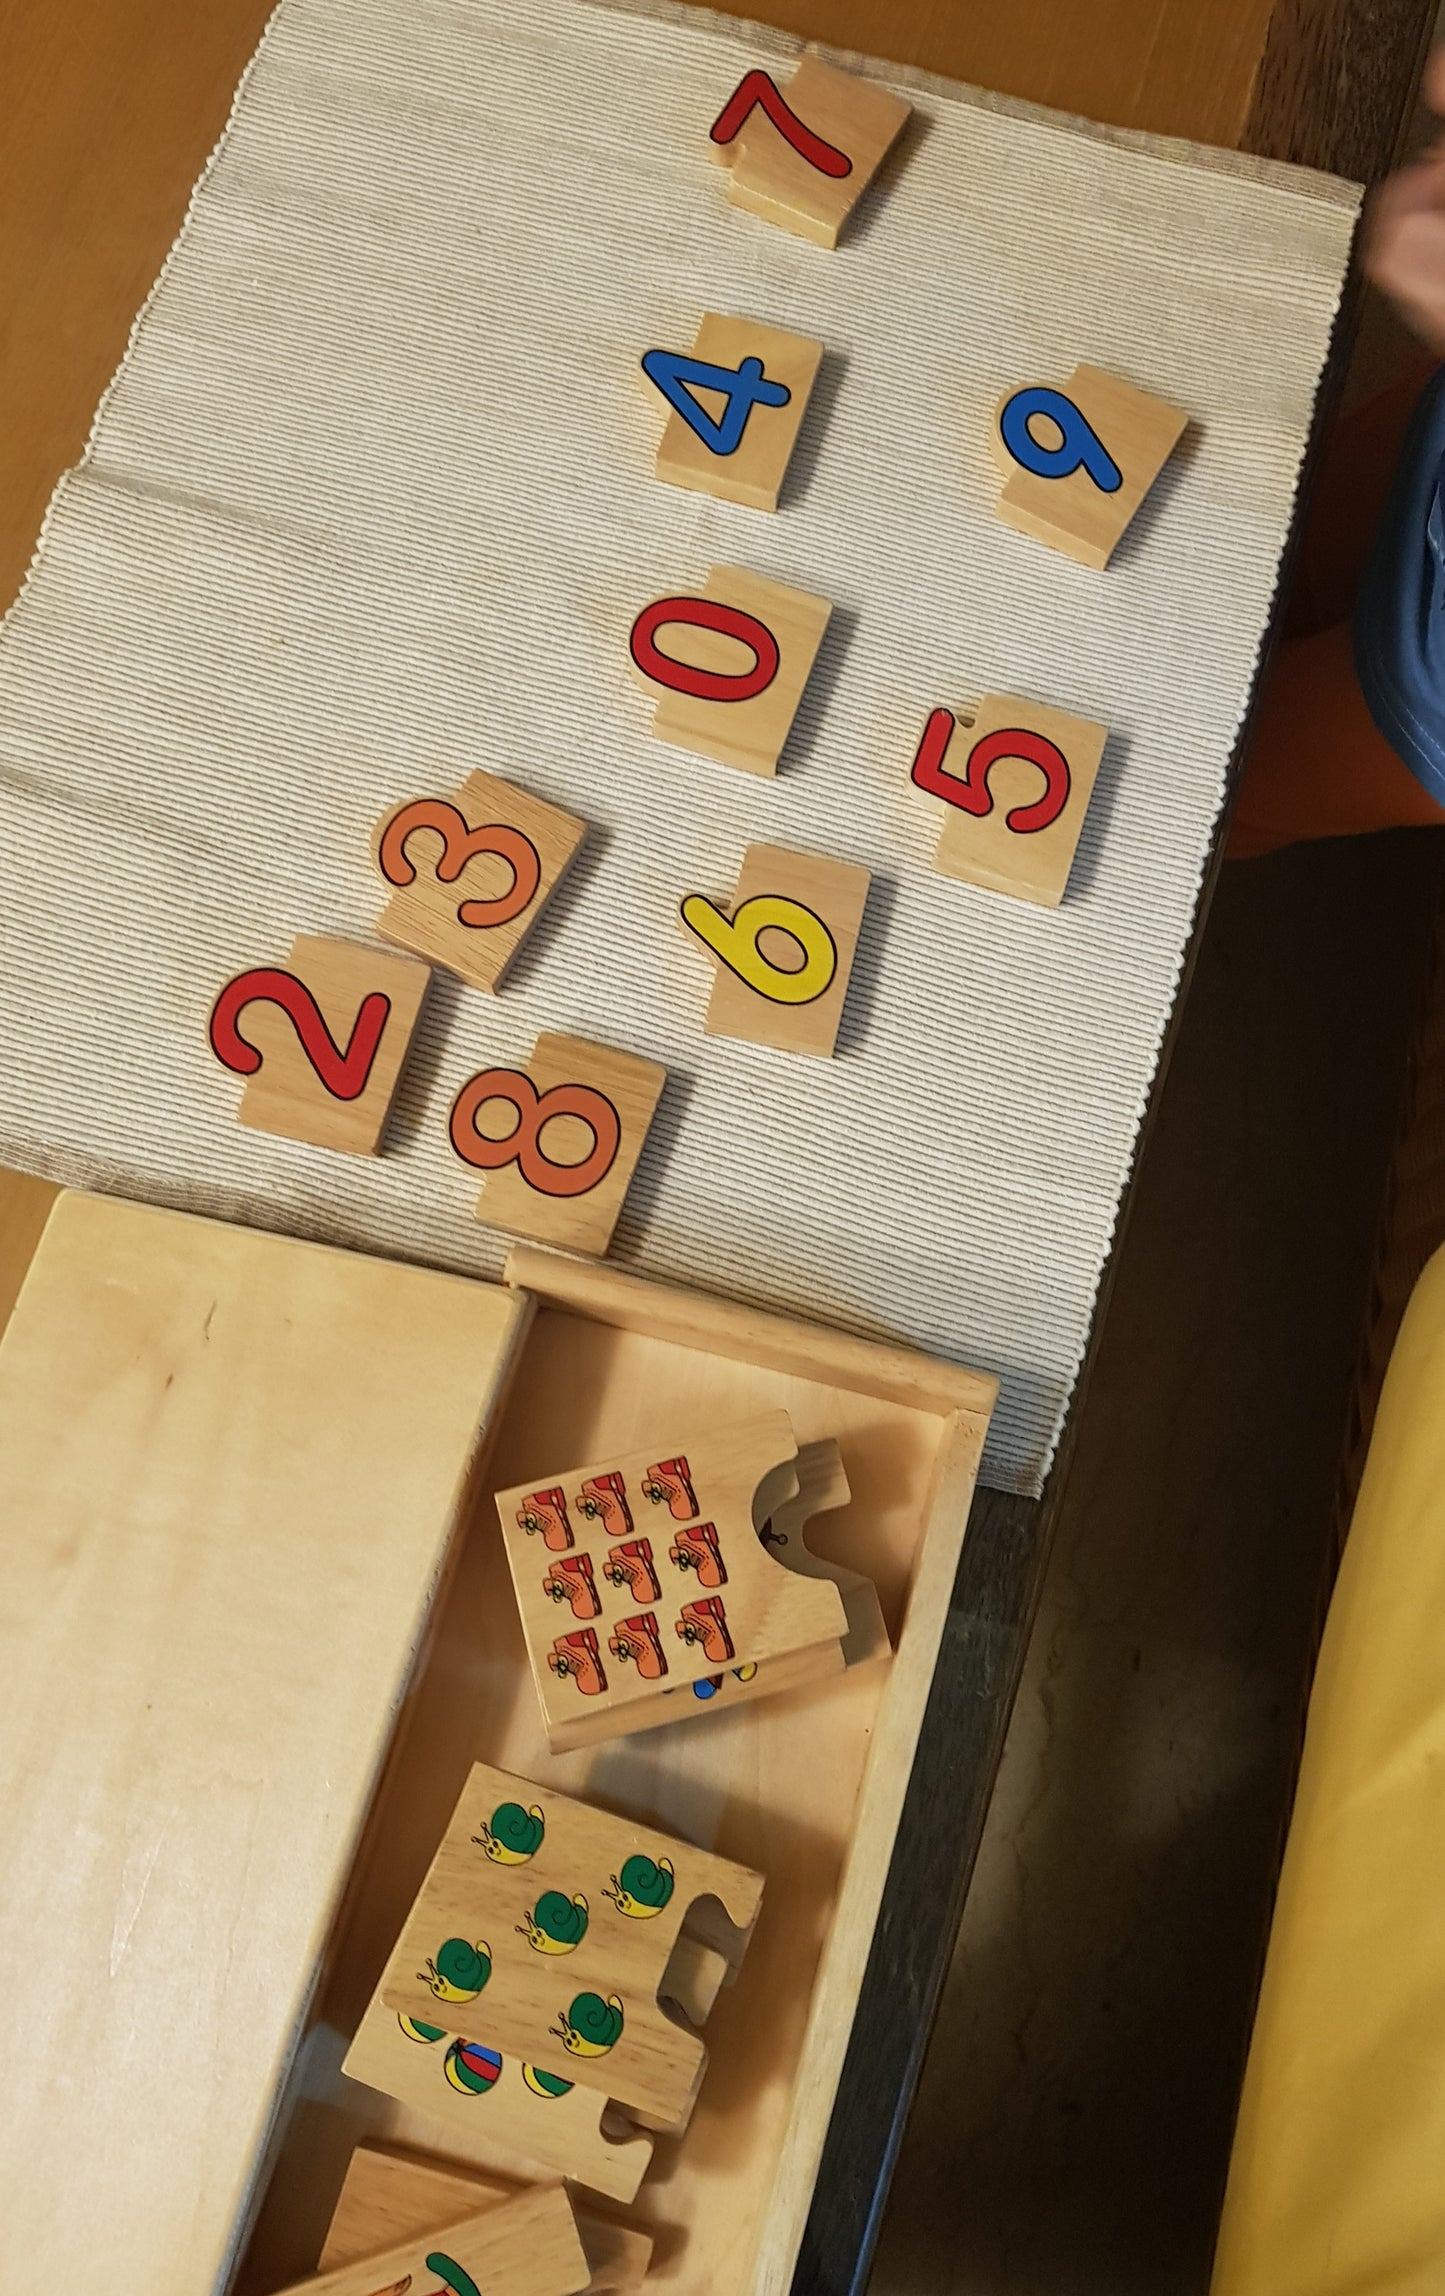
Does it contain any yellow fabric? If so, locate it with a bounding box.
[1212,1243,1445,2296]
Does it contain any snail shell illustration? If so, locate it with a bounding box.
[518,1889,590,1955]
[420,1937,492,2003]
[605,1854,675,1919]
[473,1801,545,1864]
[552,1990,625,2057]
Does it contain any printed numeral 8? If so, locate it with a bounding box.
[450,1069,621,1197]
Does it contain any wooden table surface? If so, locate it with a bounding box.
[0,0,1435,2290]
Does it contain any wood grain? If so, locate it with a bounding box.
[320,2143,653,2292]
[269,2185,588,2296]
[0,1195,527,2293]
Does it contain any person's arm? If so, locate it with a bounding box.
[1367,50,1445,349]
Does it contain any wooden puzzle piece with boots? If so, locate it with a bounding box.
[495,1410,875,1746]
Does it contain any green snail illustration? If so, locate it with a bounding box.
[552,1990,625,2058]
[605,1854,675,1919]
[419,1936,492,2004]
[518,1889,590,1956]
[472,1801,546,1865]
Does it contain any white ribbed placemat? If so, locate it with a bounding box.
[0,0,1357,1491]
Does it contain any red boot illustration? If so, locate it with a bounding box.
[604,1537,661,1605]
[518,1487,572,1552]
[642,1456,698,1521]
[548,1627,607,1696]
[578,1471,632,1539]
[542,1552,600,1620]
[676,1595,734,1666]
[669,1519,727,1589]
[608,1612,668,1680]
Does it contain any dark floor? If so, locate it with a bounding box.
[871,826,1445,2295]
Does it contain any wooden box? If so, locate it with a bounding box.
[0,1196,993,2296]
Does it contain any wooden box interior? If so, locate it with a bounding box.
[235,1253,990,2296]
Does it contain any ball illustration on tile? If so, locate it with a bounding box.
[444,2038,503,2094]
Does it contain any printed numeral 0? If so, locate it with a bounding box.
[681,892,837,1005]
[209,968,391,1100]
[450,1069,621,1197]
[629,596,779,702]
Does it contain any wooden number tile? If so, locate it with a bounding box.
[709,54,911,248]
[270,2185,589,2296]
[321,2144,654,2293]
[496,1410,849,1747]
[341,1995,653,2203]
[644,312,823,513]
[450,1032,665,1257]
[378,1762,766,2131]
[681,842,870,1058]
[629,566,830,777]
[910,692,1108,908]
[373,772,585,993]
[208,933,430,1156]
[995,364,1188,569]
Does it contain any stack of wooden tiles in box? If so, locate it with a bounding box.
[349,1763,766,2174]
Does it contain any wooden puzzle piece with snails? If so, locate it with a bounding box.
[374,1764,765,2133]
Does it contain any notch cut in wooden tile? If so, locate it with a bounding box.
[681,842,871,1057]
[629,566,831,777]
[709,54,911,248]
[320,2143,654,2292]
[910,692,1108,908]
[544,1436,890,1752]
[373,771,586,992]
[994,364,1188,569]
[497,1410,851,1748]
[449,1032,665,1257]
[208,933,430,1156]
[269,2184,588,2296]
[340,1997,653,2203]
[378,1762,765,2131]
[644,312,823,513]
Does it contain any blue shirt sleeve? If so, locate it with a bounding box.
[1354,364,1445,809]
